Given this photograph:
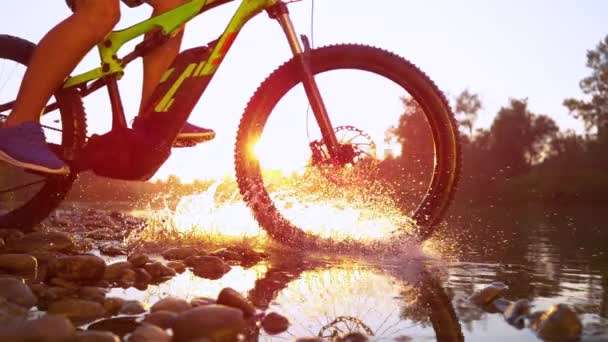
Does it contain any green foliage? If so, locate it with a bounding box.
[564,35,608,138]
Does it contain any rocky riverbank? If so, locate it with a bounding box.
[0,208,311,342]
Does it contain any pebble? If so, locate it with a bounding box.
[0,277,37,309]
[151,297,191,314]
[129,323,171,342]
[119,300,146,315]
[191,256,231,280]
[88,316,140,339]
[144,261,176,280]
[167,261,186,273]
[134,268,153,285]
[190,297,216,307]
[99,243,126,256]
[217,287,256,317]
[173,304,246,342]
[127,253,149,267]
[503,299,530,327]
[8,231,74,253]
[261,312,290,335]
[0,254,37,278]
[74,330,120,342]
[143,310,178,329]
[103,297,126,316]
[0,315,75,341]
[78,286,108,303]
[49,255,106,282]
[161,246,205,261]
[533,304,582,341]
[103,261,133,281]
[470,282,508,305]
[48,299,106,324]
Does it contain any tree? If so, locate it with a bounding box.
[487,99,558,176]
[454,89,482,137]
[564,35,608,139]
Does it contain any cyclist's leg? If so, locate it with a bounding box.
[138,0,215,144]
[6,0,120,127]
[139,0,189,110]
[0,0,120,174]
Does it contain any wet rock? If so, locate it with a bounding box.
[134,268,152,285]
[48,299,106,324]
[162,246,205,261]
[127,253,149,267]
[151,297,191,314]
[0,314,75,341]
[104,297,126,316]
[88,316,139,338]
[0,296,30,320]
[173,305,246,342]
[49,255,106,282]
[118,268,137,288]
[190,297,216,307]
[144,261,176,280]
[104,261,133,281]
[87,228,114,241]
[503,299,530,328]
[0,254,37,278]
[217,287,256,317]
[99,243,126,256]
[49,277,81,290]
[0,277,37,309]
[143,310,178,329]
[167,261,186,273]
[294,338,322,342]
[119,300,146,315]
[469,282,508,305]
[8,231,74,253]
[0,229,24,243]
[78,286,108,303]
[191,256,231,280]
[129,323,171,342]
[210,248,241,262]
[261,312,290,335]
[533,304,582,341]
[75,330,120,342]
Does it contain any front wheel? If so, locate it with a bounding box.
[235,45,460,249]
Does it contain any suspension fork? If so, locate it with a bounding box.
[268,2,340,156]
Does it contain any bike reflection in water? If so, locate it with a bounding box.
[243,256,463,341]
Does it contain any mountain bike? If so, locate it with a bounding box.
[0,0,460,248]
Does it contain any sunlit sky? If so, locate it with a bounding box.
[1,1,606,182]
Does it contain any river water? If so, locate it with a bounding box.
[109,204,606,341]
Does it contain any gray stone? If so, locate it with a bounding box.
[151,297,191,314]
[129,323,171,342]
[49,255,106,282]
[0,277,37,308]
[173,305,246,342]
[217,287,256,317]
[48,299,106,324]
[261,312,290,335]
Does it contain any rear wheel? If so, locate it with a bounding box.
[0,35,86,231]
[235,45,460,249]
